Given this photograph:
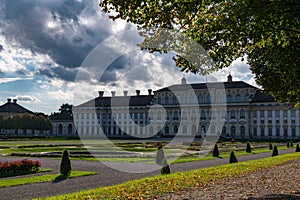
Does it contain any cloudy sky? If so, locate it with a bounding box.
[0,0,258,114]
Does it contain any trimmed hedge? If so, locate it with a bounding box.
[0,159,41,177]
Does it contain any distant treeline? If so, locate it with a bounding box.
[0,114,52,136]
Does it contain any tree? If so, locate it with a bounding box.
[246,142,252,153]
[287,142,290,148]
[99,1,300,105]
[50,103,73,120]
[229,151,238,163]
[272,146,279,157]
[296,144,300,152]
[155,144,165,166]
[212,144,220,157]
[160,158,171,175]
[60,150,72,176]
[269,143,273,150]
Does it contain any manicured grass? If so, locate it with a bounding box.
[44,153,300,200]
[0,171,97,188]
[171,145,289,164]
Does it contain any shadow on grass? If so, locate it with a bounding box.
[53,174,69,183]
[248,193,300,199]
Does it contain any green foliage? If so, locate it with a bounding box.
[272,146,279,157]
[269,143,273,150]
[296,144,300,152]
[160,158,171,175]
[287,142,290,148]
[50,103,73,120]
[60,150,72,176]
[212,144,219,157]
[155,144,165,165]
[290,142,293,148]
[229,151,238,163]
[99,1,300,105]
[246,142,252,153]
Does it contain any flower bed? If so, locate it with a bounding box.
[0,159,41,177]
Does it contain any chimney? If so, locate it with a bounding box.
[148,89,152,95]
[111,91,116,97]
[123,90,128,96]
[227,73,233,82]
[98,91,104,97]
[136,90,140,96]
[181,77,187,85]
[13,99,17,104]
[7,98,11,103]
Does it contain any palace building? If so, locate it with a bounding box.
[73,75,300,139]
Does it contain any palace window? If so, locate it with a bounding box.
[230,109,236,119]
[240,109,245,119]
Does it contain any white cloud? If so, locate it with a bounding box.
[10,95,40,103]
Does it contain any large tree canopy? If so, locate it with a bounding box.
[99,0,300,105]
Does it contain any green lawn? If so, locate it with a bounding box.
[43,152,300,200]
[171,145,289,164]
[0,171,97,188]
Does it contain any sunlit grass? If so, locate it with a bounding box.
[42,152,300,200]
[0,171,97,188]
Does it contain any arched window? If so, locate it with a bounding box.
[58,124,63,135]
[231,126,236,136]
[68,124,72,135]
[240,109,245,119]
[174,125,178,134]
[230,109,236,119]
[240,126,245,136]
[165,126,169,135]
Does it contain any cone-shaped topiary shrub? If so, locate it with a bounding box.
[60,150,71,176]
[246,142,252,153]
[269,143,273,150]
[287,142,290,148]
[290,142,293,148]
[271,146,279,157]
[212,144,220,157]
[160,158,171,175]
[296,144,300,152]
[155,144,165,166]
[229,151,238,163]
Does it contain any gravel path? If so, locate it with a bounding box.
[154,157,300,200]
[0,148,296,200]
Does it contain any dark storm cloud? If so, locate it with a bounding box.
[37,67,78,82]
[1,0,115,68]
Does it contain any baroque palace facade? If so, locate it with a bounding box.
[73,75,300,139]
